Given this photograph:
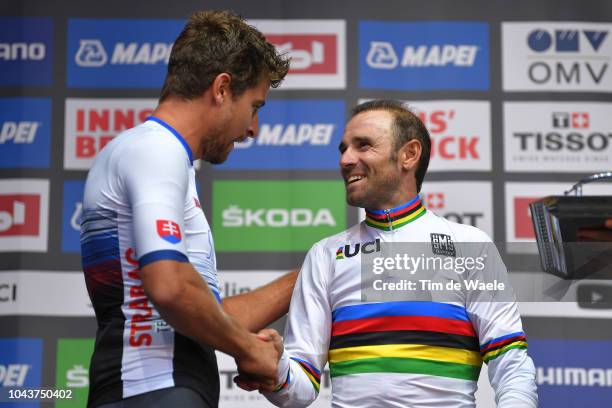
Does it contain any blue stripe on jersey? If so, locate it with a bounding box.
[331,301,470,323]
[81,209,120,269]
[211,288,222,304]
[147,116,193,165]
[139,249,189,268]
[480,331,526,350]
[366,195,421,215]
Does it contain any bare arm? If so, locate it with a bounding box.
[141,259,279,387]
[223,270,299,332]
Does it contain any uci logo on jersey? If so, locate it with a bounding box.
[336,238,381,260]
[156,219,182,244]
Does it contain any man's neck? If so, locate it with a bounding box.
[151,97,213,160]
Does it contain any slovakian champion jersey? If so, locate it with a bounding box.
[81,117,221,408]
[266,196,538,408]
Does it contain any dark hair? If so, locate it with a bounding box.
[351,100,431,193]
[160,10,290,101]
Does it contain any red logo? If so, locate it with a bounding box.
[74,106,153,158]
[156,219,181,244]
[425,193,445,210]
[266,34,337,74]
[193,198,201,209]
[417,110,479,160]
[514,197,538,239]
[571,112,589,129]
[0,194,40,236]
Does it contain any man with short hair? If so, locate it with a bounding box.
[244,100,538,407]
[81,10,293,408]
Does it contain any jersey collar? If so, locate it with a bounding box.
[364,195,426,231]
[146,116,194,165]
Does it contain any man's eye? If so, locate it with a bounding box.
[358,141,370,149]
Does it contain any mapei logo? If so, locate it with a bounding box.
[156,220,182,244]
[0,17,53,85]
[503,22,612,92]
[336,238,380,260]
[0,338,42,389]
[74,39,172,67]
[359,22,489,90]
[366,42,479,69]
[74,39,107,67]
[220,100,345,170]
[0,179,49,252]
[0,98,52,168]
[64,98,156,170]
[67,19,183,88]
[251,20,346,89]
[504,102,612,172]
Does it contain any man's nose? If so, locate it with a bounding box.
[339,147,356,169]
[247,113,259,137]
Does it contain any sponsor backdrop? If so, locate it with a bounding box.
[1,0,611,407]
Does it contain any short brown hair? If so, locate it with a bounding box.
[351,100,431,193]
[160,10,289,101]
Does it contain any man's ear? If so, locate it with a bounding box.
[211,73,231,106]
[399,139,422,171]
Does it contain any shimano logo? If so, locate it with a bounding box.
[75,40,172,67]
[367,42,478,69]
[236,124,334,148]
[537,366,612,387]
[0,43,45,61]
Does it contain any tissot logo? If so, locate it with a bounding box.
[64,98,156,169]
[504,102,612,172]
[421,181,493,237]
[503,22,612,92]
[251,20,346,89]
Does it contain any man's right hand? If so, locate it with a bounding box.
[235,332,280,392]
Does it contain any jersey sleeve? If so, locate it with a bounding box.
[264,242,332,408]
[119,136,190,268]
[464,237,538,407]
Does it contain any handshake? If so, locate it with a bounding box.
[233,328,286,393]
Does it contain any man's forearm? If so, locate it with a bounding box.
[223,270,299,332]
[143,260,256,359]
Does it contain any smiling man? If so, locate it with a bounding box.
[81,10,294,408]
[247,100,538,407]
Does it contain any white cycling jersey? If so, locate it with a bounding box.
[81,117,220,408]
[266,196,538,408]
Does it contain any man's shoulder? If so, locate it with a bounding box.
[309,222,364,253]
